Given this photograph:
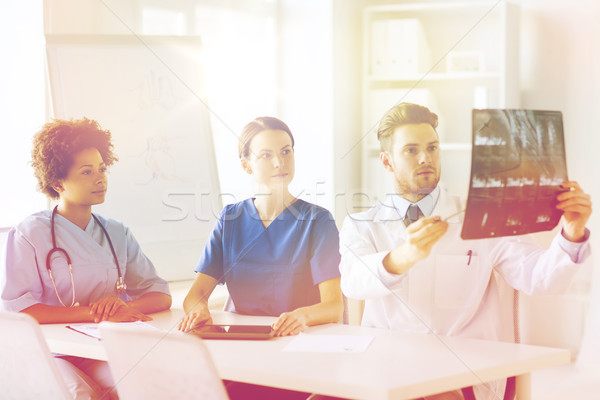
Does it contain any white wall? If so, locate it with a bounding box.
[279,0,336,213]
[514,0,599,360]
[0,0,47,226]
[332,0,364,225]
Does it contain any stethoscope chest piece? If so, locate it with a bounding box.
[116,277,127,294]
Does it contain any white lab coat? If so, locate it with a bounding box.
[339,187,590,341]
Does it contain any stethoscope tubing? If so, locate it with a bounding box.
[46,206,126,307]
[91,213,125,289]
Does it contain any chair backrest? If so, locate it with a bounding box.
[1,227,11,311]
[0,311,72,400]
[99,322,229,400]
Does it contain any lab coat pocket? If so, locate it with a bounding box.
[434,254,480,310]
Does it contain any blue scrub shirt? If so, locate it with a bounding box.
[195,198,341,316]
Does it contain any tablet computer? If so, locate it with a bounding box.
[187,324,275,340]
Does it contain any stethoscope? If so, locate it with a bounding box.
[46,206,127,307]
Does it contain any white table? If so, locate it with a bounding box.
[41,310,570,400]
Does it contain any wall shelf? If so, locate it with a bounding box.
[361,0,519,203]
[367,72,502,83]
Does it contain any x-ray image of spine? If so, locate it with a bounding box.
[461,109,567,240]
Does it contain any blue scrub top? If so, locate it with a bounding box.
[195,198,341,316]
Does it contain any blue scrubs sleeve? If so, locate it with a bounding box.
[194,210,225,283]
[309,211,341,285]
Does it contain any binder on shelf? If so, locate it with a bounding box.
[370,20,387,76]
[387,18,430,75]
[370,18,431,76]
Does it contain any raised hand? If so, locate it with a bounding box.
[556,181,592,242]
[383,216,449,275]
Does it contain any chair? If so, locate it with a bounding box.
[0,311,72,400]
[99,322,229,400]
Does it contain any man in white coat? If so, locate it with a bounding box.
[339,103,592,400]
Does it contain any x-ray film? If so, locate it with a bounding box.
[461,109,567,240]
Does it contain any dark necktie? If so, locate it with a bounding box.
[404,204,422,226]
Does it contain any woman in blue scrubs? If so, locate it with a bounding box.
[178,116,343,337]
[1,117,172,399]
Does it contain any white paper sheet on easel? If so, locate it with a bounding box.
[66,321,158,340]
[283,334,374,353]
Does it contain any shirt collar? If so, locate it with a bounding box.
[391,185,440,218]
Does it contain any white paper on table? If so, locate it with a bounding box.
[283,333,375,353]
[66,321,158,340]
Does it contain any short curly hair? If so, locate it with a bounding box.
[31,117,118,199]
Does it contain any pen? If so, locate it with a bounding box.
[443,209,465,221]
[467,250,472,266]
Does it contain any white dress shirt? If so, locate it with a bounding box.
[391,185,440,220]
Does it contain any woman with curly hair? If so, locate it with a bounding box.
[1,117,172,399]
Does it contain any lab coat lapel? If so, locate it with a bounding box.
[433,186,464,223]
[373,196,404,224]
